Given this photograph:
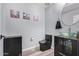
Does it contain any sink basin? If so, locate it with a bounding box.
[60,32,76,38]
[61,33,69,37]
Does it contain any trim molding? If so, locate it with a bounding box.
[22,45,54,52]
[22,45,39,52]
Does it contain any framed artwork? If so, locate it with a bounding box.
[10,9,39,22]
[33,16,39,22]
[10,10,20,18]
[23,12,30,20]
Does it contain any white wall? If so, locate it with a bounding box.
[2,3,45,50]
[0,3,3,56]
[45,3,68,48]
[45,3,79,48]
[0,4,1,33]
[62,8,79,32]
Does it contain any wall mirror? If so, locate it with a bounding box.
[61,3,79,26]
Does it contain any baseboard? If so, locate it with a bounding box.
[22,45,54,52]
[51,47,54,49]
[22,45,39,52]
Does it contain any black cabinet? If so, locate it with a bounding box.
[54,36,78,56]
[3,36,22,56]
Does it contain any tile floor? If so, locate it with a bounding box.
[22,48,54,56]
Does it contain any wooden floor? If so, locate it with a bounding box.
[22,49,54,56]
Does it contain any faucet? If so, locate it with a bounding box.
[68,27,75,38]
[68,27,71,38]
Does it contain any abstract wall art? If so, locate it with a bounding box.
[23,12,30,20]
[10,9,20,18]
[33,16,39,22]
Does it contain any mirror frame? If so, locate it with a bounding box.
[61,3,79,26]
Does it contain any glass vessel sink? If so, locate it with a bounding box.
[60,32,76,38]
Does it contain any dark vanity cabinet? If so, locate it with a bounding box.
[3,36,22,56]
[54,36,79,56]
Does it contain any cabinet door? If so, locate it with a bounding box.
[77,40,79,56]
[0,39,3,56]
[64,40,72,56]
[54,36,65,55]
[54,36,61,55]
[4,37,22,56]
[72,40,77,56]
[54,36,58,55]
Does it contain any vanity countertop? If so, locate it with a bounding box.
[55,35,79,41]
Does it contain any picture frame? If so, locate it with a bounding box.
[10,9,20,18]
[23,12,30,20]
